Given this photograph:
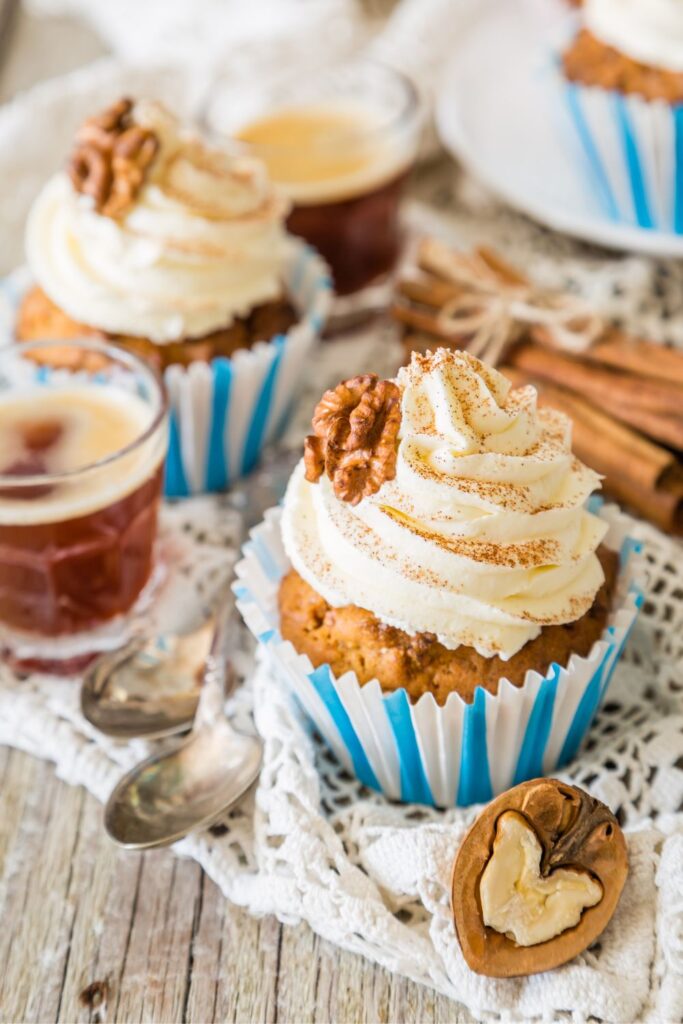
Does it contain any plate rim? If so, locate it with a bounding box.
[434,0,683,259]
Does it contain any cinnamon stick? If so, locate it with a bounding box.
[603,468,683,534]
[395,276,463,309]
[476,246,530,287]
[504,366,683,532]
[417,238,530,289]
[532,325,683,388]
[397,247,528,314]
[417,238,464,282]
[509,343,683,450]
[391,301,469,341]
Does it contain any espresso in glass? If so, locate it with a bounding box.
[205,61,421,296]
[0,340,168,660]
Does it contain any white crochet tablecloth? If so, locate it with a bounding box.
[0,15,683,1022]
[1,319,682,1023]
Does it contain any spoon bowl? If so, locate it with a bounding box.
[104,718,263,849]
[81,616,221,740]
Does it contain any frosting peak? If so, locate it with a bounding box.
[399,348,540,459]
[136,101,276,220]
[26,100,290,343]
[282,349,607,660]
[585,0,683,73]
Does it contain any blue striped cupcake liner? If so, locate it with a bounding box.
[561,77,683,233]
[0,241,332,497]
[234,504,644,808]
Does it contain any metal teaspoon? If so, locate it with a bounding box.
[103,608,262,849]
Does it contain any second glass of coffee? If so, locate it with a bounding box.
[204,60,422,296]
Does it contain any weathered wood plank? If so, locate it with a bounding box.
[56,797,143,1024]
[0,750,473,1024]
[108,853,198,1022]
[0,751,86,1023]
[212,910,281,1023]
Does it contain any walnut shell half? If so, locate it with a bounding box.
[451,778,628,977]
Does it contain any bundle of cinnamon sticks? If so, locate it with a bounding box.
[393,240,683,533]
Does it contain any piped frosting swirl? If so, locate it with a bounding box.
[585,0,683,73]
[282,349,607,660]
[26,100,290,342]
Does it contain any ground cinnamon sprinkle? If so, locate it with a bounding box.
[380,507,560,568]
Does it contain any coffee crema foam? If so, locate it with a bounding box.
[236,104,414,205]
[0,385,164,525]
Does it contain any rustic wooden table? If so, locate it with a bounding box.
[0,746,473,1023]
[0,8,476,1023]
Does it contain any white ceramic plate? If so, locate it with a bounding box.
[435,0,683,258]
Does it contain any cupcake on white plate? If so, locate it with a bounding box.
[560,0,683,232]
[16,97,331,495]
[236,348,643,807]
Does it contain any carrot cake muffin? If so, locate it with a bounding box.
[17,97,296,371]
[279,349,614,705]
[558,0,683,232]
[562,0,683,102]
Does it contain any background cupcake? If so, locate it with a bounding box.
[17,97,330,495]
[236,349,642,807]
[560,0,683,232]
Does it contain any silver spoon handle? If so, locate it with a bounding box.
[195,594,235,729]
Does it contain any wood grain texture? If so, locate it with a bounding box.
[0,748,472,1023]
[0,8,475,1020]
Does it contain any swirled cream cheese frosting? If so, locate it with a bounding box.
[26,100,290,342]
[282,349,608,660]
[585,0,683,73]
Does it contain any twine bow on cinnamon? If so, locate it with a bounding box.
[396,239,605,367]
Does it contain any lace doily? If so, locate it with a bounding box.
[1,318,682,1022]
[0,30,682,1022]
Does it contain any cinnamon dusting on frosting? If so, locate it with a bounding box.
[380,506,562,568]
[282,348,607,659]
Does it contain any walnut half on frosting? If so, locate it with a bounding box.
[303,373,402,506]
[67,97,159,218]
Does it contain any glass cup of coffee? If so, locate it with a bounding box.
[203,59,422,301]
[0,339,168,671]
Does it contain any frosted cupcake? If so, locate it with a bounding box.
[236,349,642,806]
[16,98,330,494]
[560,0,683,231]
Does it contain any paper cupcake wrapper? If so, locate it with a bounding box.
[234,503,644,807]
[0,242,331,498]
[164,241,330,496]
[561,77,683,233]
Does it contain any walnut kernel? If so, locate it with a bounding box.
[304,373,402,505]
